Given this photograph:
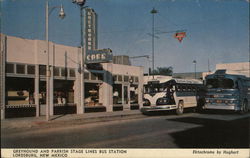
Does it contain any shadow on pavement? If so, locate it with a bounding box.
[142,108,196,116]
[168,116,250,148]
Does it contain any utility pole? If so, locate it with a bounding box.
[208,59,211,72]
[72,0,87,114]
[193,60,197,79]
[151,8,157,79]
[45,1,66,121]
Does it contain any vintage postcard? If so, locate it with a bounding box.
[1,0,249,158]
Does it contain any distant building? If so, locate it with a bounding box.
[85,8,98,51]
[113,55,131,65]
[216,62,249,77]
[173,72,203,80]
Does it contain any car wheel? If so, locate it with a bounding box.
[176,101,184,115]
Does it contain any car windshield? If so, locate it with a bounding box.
[206,78,234,89]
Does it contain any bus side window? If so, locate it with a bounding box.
[176,85,180,92]
[191,85,195,92]
[182,85,186,92]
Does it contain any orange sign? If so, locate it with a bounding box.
[174,32,186,43]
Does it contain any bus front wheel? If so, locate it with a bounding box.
[176,101,184,115]
[240,100,248,114]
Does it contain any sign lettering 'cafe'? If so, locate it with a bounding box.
[86,49,113,64]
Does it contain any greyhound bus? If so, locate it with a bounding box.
[204,69,250,113]
[141,78,205,115]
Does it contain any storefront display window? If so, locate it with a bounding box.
[130,85,138,104]
[54,80,74,104]
[85,83,101,106]
[113,84,122,104]
[123,86,128,104]
[6,77,35,105]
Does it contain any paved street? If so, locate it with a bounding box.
[1,111,250,148]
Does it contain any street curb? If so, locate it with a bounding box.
[1,111,145,130]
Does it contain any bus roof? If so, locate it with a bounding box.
[143,75,172,84]
[169,79,203,85]
[206,69,249,80]
[145,77,203,85]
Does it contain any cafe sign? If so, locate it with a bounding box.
[86,50,113,64]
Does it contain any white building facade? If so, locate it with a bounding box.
[216,62,250,77]
[0,34,143,119]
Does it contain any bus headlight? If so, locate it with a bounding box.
[156,98,169,105]
[143,98,151,106]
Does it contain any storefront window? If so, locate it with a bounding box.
[96,73,103,80]
[16,64,25,74]
[130,85,138,104]
[84,72,90,80]
[118,75,122,82]
[27,65,35,75]
[124,86,128,104]
[6,77,35,105]
[54,67,60,76]
[6,63,14,73]
[113,84,122,104]
[61,68,67,77]
[130,76,134,83]
[85,83,100,106]
[39,65,46,76]
[124,76,129,82]
[113,75,117,82]
[54,80,74,104]
[135,76,139,83]
[69,68,75,77]
[91,73,98,80]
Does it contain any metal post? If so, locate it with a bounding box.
[1,35,6,120]
[249,47,250,78]
[151,8,157,79]
[195,63,196,79]
[45,0,50,121]
[80,6,85,113]
[193,60,197,79]
[72,0,87,114]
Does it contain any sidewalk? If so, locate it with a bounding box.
[1,110,144,130]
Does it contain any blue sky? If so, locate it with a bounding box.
[1,0,249,73]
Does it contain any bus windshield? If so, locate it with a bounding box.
[144,83,166,93]
[206,78,234,89]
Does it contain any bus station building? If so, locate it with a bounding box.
[0,34,143,119]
